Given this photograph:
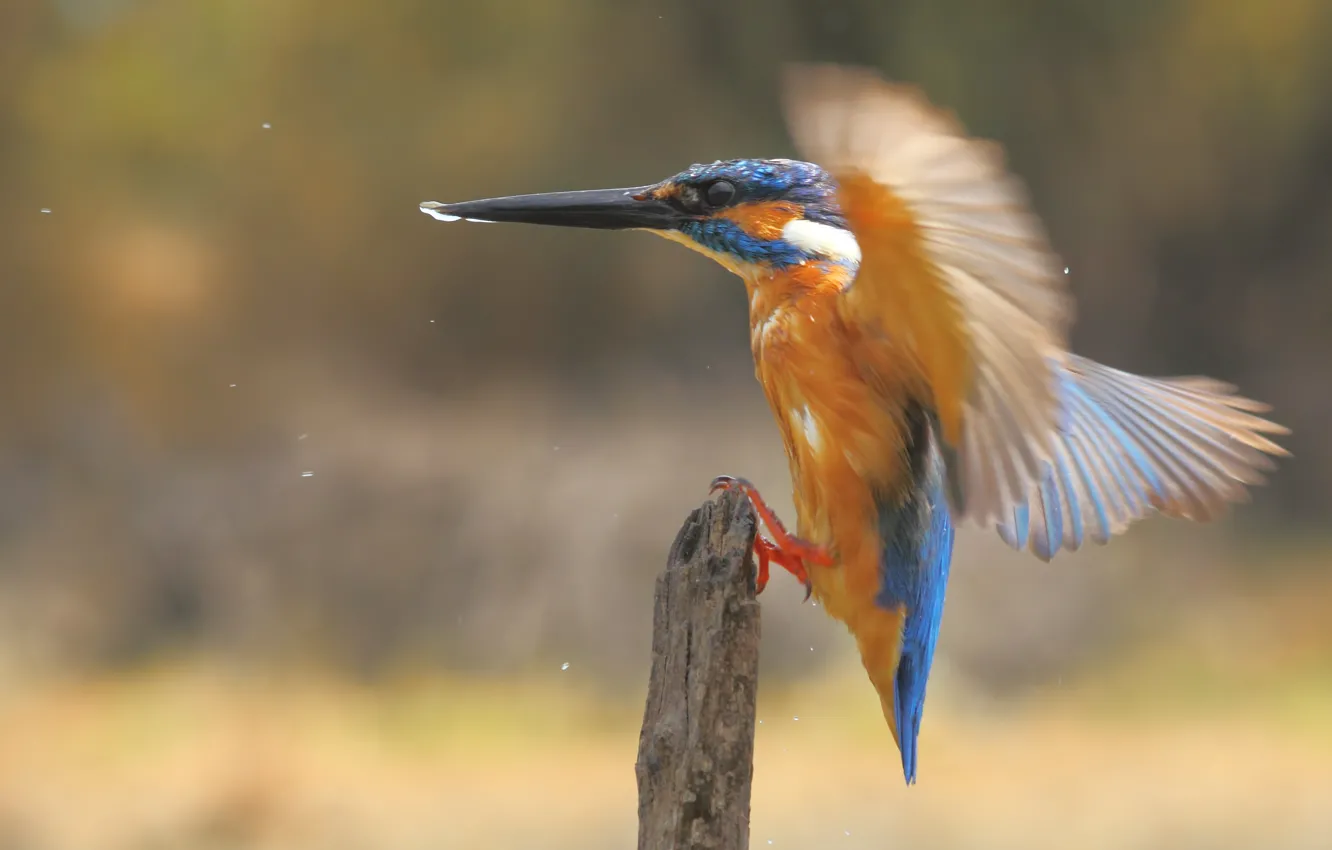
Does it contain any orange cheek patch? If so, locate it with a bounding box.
[721,201,803,241]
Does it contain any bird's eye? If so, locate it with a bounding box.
[704,180,737,208]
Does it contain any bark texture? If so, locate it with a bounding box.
[636,488,761,850]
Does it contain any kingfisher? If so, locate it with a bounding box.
[419,65,1288,783]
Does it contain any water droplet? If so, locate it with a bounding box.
[560,662,570,671]
[229,383,237,388]
[793,716,799,721]
[845,830,851,836]
[301,471,314,478]
[429,319,435,323]
[420,205,460,222]
[1063,266,1070,274]
[758,720,763,725]
[767,841,773,846]
[809,646,814,651]
[39,208,51,215]
[261,122,272,129]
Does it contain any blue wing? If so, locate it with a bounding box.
[998,354,1289,560]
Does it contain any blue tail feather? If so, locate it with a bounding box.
[873,411,956,784]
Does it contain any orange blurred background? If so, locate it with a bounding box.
[1,1,1331,847]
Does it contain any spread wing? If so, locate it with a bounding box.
[782,63,1076,527]
[996,356,1290,560]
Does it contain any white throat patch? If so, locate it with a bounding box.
[781,219,862,265]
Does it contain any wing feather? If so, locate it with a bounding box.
[783,64,1075,525]
[996,356,1290,558]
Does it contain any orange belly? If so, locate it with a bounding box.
[751,284,920,739]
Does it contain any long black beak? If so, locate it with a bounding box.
[419,186,679,230]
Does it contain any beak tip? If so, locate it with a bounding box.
[419,201,462,222]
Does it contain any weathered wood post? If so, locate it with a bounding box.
[635,488,761,850]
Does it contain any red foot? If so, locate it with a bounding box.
[710,475,834,601]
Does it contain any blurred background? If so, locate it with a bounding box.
[2,0,1331,847]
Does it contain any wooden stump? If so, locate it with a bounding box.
[635,488,761,850]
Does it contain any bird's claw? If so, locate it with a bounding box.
[712,474,828,601]
[709,474,743,495]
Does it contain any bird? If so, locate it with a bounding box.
[418,64,1288,784]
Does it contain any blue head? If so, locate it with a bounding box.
[420,158,861,277]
